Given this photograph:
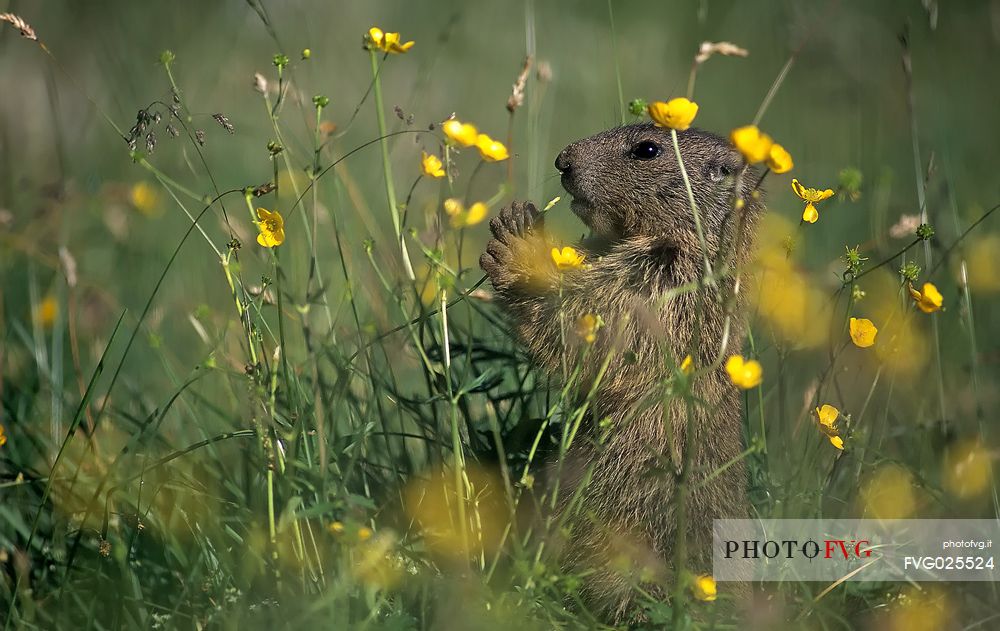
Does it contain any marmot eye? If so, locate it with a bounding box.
[708,163,731,183]
[629,140,661,161]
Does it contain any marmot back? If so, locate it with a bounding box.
[480,123,764,621]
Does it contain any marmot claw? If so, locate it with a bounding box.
[489,200,542,244]
[480,200,544,291]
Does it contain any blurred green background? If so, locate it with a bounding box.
[3,0,1000,628]
[4,0,999,338]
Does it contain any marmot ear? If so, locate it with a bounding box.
[707,162,732,183]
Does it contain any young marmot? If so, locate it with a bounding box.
[480,123,763,619]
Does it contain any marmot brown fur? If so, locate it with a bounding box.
[480,123,763,620]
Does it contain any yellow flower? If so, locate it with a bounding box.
[443,198,488,228]
[647,97,699,131]
[34,296,58,329]
[730,125,773,163]
[576,314,599,344]
[328,521,345,534]
[908,282,943,313]
[725,355,762,389]
[421,151,445,178]
[767,143,793,174]
[465,202,488,226]
[860,464,917,520]
[0,424,7,448]
[353,531,402,589]
[255,208,285,248]
[691,574,717,602]
[357,527,373,542]
[475,134,509,162]
[944,440,992,499]
[551,246,585,270]
[129,181,160,216]
[791,178,834,224]
[367,27,414,54]
[680,354,694,375]
[816,404,839,430]
[443,197,462,218]
[750,214,832,349]
[403,465,507,560]
[966,235,1000,293]
[886,586,950,631]
[442,119,478,147]
[849,317,877,348]
[385,32,414,54]
[815,405,845,449]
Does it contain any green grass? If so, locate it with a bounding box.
[2,1,1000,629]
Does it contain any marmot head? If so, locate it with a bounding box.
[555,123,763,255]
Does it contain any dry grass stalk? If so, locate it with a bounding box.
[694,41,748,66]
[0,13,37,41]
[506,55,533,113]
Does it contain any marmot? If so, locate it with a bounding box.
[480,123,763,620]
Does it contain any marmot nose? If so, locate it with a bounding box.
[555,148,572,174]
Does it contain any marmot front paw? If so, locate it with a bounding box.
[480,201,545,292]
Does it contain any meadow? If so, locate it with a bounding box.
[1,1,999,628]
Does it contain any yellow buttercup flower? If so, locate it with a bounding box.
[816,404,839,430]
[680,355,694,375]
[255,208,285,248]
[421,152,445,178]
[791,178,834,224]
[34,296,58,329]
[0,424,7,448]
[367,27,414,54]
[576,314,599,344]
[944,440,992,499]
[725,355,762,389]
[443,198,488,228]
[357,526,373,542]
[130,181,160,215]
[849,317,877,348]
[908,282,943,313]
[861,464,917,520]
[328,521,345,534]
[551,246,585,270]
[815,405,845,450]
[442,119,478,147]
[464,202,488,226]
[730,125,773,164]
[692,574,717,602]
[475,134,509,162]
[647,97,699,131]
[767,143,793,174]
[443,198,462,218]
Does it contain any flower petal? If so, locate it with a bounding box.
[730,125,773,163]
[802,203,819,223]
[817,404,840,428]
[767,143,794,174]
[791,178,807,200]
[647,97,699,131]
[849,317,878,348]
